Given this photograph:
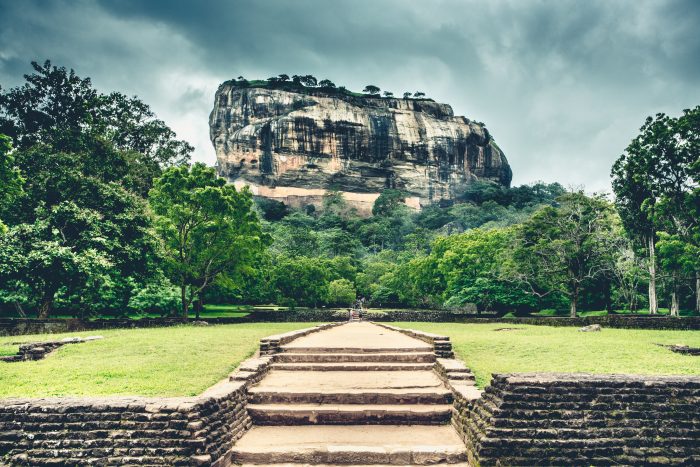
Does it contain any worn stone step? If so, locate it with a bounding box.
[249,388,453,405]
[249,370,452,404]
[231,425,468,465]
[280,346,434,354]
[275,352,436,363]
[271,362,435,371]
[248,403,452,425]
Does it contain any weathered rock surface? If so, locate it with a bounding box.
[209,83,512,212]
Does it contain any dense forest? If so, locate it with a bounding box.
[1,62,698,319]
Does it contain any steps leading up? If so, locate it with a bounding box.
[238,322,466,465]
[275,352,436,363]
[280,346,434,354]
[231,425,468,465]
[248,403,452,425]
[271,362,435,371]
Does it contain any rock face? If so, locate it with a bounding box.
[209,83,512,213]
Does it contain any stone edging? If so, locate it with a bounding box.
[0,322,334,466]
[3,313,699,337]
[372,322,454,358]
[0,336,103,363]
[259,322,343,355]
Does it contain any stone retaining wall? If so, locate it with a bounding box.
[0,372,254,465]
[258,322,342,355]
[454,373,700,466]
[373,322,454,358]
[3,313,698,337]
[0,323,330,465]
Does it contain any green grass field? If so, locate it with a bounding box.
[0,323,314,398]
[393,322,700,388]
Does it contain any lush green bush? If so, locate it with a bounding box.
[327,279,356,307]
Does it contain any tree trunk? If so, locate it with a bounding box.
[37,291,54,320]
[195,297,203,320]
[180,285,190,319]
[670,287,679,317]
[14,302,26,318]
[570,286,578,318]
[648,236,658,315]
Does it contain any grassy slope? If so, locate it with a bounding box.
[0,323,315,398]
[392,322,700,388]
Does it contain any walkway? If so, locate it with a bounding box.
[232,321,468,466]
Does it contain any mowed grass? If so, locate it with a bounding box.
[392,322,700,388]
[0,323,316,398]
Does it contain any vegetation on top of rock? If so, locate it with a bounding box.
[224,75,434,101]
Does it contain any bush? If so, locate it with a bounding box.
[327,279,356,307]
[128,280,181,316]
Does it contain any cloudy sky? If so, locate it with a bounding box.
[1,0,699,191]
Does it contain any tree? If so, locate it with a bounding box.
[149,163,268,317]
[272,256,330,307]
[318,79,336,88]
[383,91,394,98]
[363,85,381,96]
[372,189,405,216]
[413,91,426,98]
[505,191,617,317]
[612,106,700,315]
[292,75,303,85]
[403,92,412,99]
[430,228,535,313]
[0,60,192,173]
[609,234,647,312]
[656,233,699,315]
[301,75,318,87]
[0,140,157,317]
[327,279,356,306]
[278,74,290,82]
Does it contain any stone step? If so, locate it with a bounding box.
[248,403,452,425]
[231,425,468,465]
[271,362,435,371]
[249,370,452,405]
[249,388,453,405]
[280,346,434,354]
[275,352,436,363]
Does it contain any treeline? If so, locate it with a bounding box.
[0,61,266,319]
[0,61,698,319]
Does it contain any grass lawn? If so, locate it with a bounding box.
[392,322,700,388]
[0,322,316,398]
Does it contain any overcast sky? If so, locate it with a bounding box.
[1,0,699,192]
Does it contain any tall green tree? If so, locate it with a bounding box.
[612,106,700,315]
[505,192,617,317]
[0,60,191,194]
[149,163,267,316]
[430,228,535,313]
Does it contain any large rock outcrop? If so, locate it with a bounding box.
[209,82,512,212]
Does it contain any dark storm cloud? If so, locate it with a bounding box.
[1,0,699,191]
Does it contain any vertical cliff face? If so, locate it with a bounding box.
[209,82,512,212]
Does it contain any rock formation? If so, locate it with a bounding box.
[209,82,512,213]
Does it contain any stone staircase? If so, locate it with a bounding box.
[231,322,468,466]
